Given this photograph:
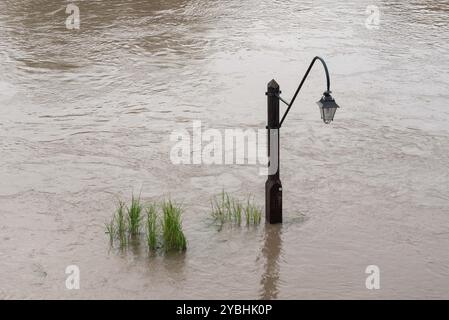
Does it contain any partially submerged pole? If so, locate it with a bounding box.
[264,57,339,224]
[265,80,282,224]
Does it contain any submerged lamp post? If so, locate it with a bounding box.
[265,56,340,224]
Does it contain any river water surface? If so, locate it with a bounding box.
[1,0,449,299]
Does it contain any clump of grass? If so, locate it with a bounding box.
[211,191,262,228]
[232,200,242,226]
[116,200,128,247]
[161,200,187,252]
[105,196,188,254]
[127,195,142,236]
[146,204,158,251]
[211,191,226,225]
[244,197,262,226]
[223,192,233,221]
[105,201,128,247]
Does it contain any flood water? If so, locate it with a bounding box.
[1,0,449,299]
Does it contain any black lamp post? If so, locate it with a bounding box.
[265,56,339,224]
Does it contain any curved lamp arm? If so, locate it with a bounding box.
[279,56,330,127]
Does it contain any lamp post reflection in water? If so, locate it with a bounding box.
[259,224,282,300]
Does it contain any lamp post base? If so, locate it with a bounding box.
[265,178,282,224]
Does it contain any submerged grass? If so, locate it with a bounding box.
[105,195,187,254]
[146,204,158,251]
[116,200,127,247]
[245,197,262,225]
[105,218,115,245]
[211,191,262,228]
[106,190,260,254]
[161,200,187,252]
[127,195,142,236]
[232,200,242,226]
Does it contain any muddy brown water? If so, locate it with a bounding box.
[1,0,449,299]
